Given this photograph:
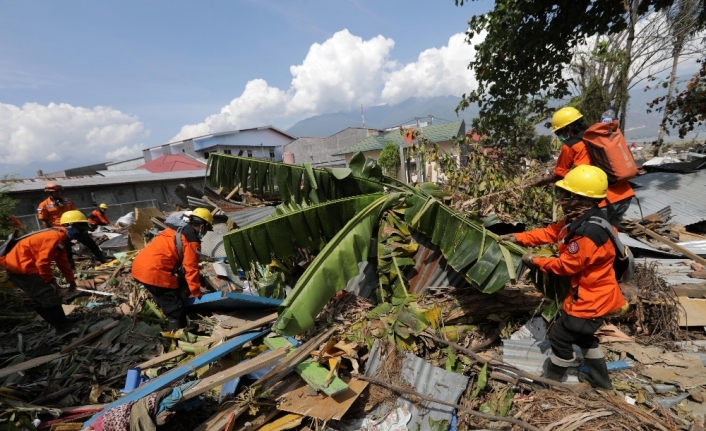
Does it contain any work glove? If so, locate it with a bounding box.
[521,251,535,267]
[498,234,517,243]
[67,280,77,292]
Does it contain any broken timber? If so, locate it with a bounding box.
[633,225,706,267]
[0,320,119,379]
[83,329,270,427]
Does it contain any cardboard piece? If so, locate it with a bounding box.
[277,377,368,421]
[678,297,706,326]
[127,207,162,250]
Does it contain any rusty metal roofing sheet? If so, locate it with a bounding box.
[625,170,706,227]
[365,339,469,431]
[407,231,471,293]
[620,233,679,257]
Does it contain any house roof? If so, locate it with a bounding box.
[137,154,207,173]
[624,170,706,227]
[144,125,297,150]
[333,120,464,156]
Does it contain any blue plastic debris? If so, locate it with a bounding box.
[449,410,458,431]
[184,291,282,312]
[121,368,142,393]
[579,360,631,375]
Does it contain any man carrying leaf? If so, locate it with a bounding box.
[499,165,626,389]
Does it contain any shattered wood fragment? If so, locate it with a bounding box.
[276,377,368,421]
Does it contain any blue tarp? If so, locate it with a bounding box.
[184,291,282,312]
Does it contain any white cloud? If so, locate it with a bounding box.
[0,102,146,166]
[172,29,478,141]
[105,144,143,160]
[381,32,482,105]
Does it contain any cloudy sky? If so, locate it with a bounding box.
[0,0,490,176]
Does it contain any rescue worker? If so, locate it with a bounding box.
[87,203,110,230]
[0,215,78,333]
[37,183,76,228]
[131,208,213,330]
[61,211,109,265]
[531,107,635,227]
[500,165,626,389]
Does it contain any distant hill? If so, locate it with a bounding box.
[286,96,480,137]
[287,93,705,142]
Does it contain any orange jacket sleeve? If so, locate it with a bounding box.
[532,235,598,277]
[182,236,201,297]
[514,221,565,247]
[53,241,75,283]
[554,142,592,177]
[65,199,76,211]
[35,237,57,282]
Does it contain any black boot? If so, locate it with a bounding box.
[88,244,109,263]
[36,306,78,334]
[579,357,613,389]
[167,317,186,331]
[544,361,569,382]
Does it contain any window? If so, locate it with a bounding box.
[269,149,275,160]
[247,150,253,158]
[224,149,232,155]
[237,150,243,156]
[204,152,209,159]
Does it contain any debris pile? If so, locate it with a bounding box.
[2,151,706,431]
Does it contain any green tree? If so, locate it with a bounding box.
[378,142,400,177]
[455,0,706,136]
[0,179,20,240]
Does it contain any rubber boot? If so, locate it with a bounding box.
[579,358,613,389]
[168,317,187,331]
[36,306,78,334]
[544,361,569,382]
[87,243,109,264]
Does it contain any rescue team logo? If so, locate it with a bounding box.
[568,241,579,254]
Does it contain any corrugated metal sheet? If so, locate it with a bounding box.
[407,231,471,293]
[637,257,706,285]
[225,206,276,228]
[502,339,582,374]
[676,240,706,257]
[620,233,679,257]
[2,170,207,192]
[200,224,230,258]
[629,172,681,188]
[365,339,469,431]
[625,170,706,227]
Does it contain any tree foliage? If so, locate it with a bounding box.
[655,61,706,137]
[455,0,706,136]
[378,142,400,177]
[0,179,19,240]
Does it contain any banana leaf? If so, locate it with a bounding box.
[223,194,383,271]
[404,195,527,293]
[207,152,384,205]
[274,193,407,335]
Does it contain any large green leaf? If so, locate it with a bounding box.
[274,193,406,335]
[207,153,384,205]
[404,195,527,293]
[223,194,383,271]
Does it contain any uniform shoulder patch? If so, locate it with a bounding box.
[568,241,579,254]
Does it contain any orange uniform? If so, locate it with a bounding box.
[37,197,76,227]
[131,227,201,297]
[555,140,634,207]
[88,209,110,226]
[515,218,625,319]
[0,228,75,283]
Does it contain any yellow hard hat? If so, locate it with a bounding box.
[556,165,608,199]
[191,208,214,226]
[60,210,89,225]
[99,203,108,210]
[551,107,583,131]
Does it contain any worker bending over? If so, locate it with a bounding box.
[131,208,213,330]
[38,183,108,265]
[0,215,79,334]
[531,107,635,227]
[500,166,626,389]
[87,203,110,230]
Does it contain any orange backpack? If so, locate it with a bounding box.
[582,120,637,184]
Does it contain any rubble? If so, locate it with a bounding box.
[4,151,706,431]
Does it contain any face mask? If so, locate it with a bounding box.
[558,135,568,144]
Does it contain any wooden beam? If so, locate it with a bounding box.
[225,185,240,201]
[634,225,706,267]
[182,347,288,400]
[135,312,277,369]
[0,320,118,379]
[83,330,270,428]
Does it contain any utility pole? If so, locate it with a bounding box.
[361,104,365,128]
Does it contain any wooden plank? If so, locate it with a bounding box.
[678,297,706,326]
[182,347,289,400]
[83,329,269,428]
[60,320,119,354]
[225,185,240,201]
[277,378,368,421]
[0,352,66,379]
[672,283,706,298]
[635,226,706,267]
[136,312,277,369]
[0,320,118,378]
